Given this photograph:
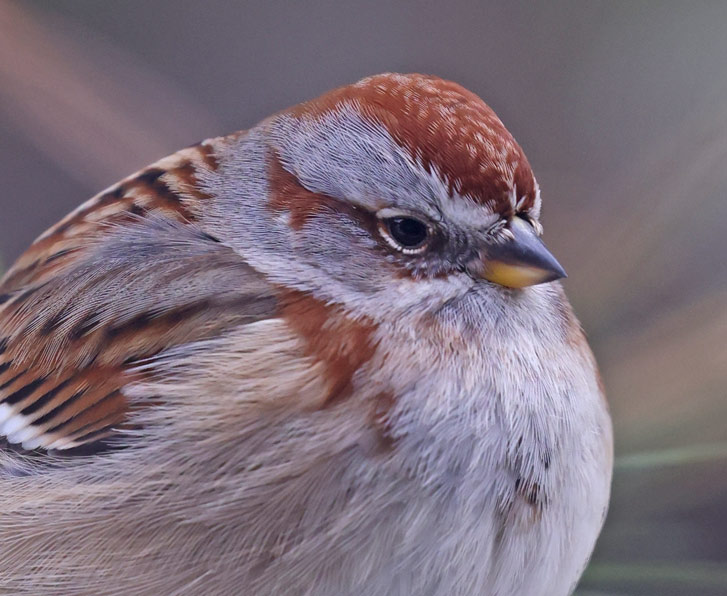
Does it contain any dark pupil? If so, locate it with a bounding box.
[388,217,428,248]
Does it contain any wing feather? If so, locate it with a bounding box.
[0,213,277,452]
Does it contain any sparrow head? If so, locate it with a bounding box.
[212,73,565,317]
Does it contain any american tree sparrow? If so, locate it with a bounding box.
[0,73,612,595]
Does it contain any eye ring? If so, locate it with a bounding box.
[378,216,431,254]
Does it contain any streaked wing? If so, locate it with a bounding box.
[0,151,276,451]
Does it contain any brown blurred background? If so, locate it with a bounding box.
[1,2,726,594]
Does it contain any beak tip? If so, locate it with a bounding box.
[532,264,567,286]
[550,262,568,282]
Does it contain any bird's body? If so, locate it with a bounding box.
[0,73,612,595]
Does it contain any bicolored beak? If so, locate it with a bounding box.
[474,217,567,289]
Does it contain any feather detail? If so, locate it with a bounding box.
[1,139,222,292]
[290,73,539,218]
[0,141,276,451]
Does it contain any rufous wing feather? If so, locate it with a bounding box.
[0,143,277,451]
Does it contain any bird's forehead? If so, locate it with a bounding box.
[289,73,539,219]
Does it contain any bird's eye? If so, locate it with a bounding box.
[380,216,430,253]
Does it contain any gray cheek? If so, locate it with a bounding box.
[195,128,292,255]
[195,131,396,302]
[195,117,475,316]
[292,213,391,295]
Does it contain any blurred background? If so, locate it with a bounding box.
[1,1,726,594]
